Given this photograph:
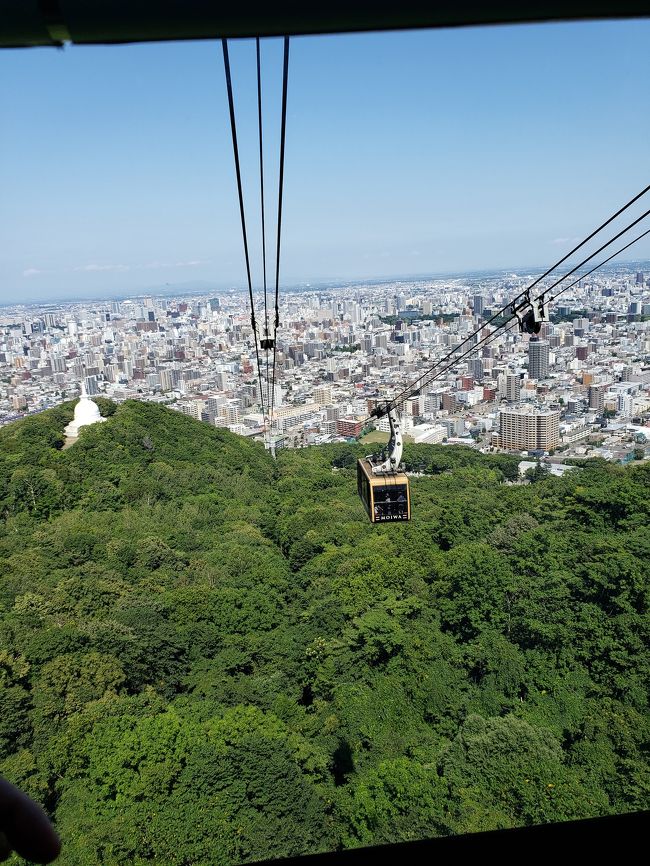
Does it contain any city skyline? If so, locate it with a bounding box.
[2,264,648,470]
[2,20,650,300]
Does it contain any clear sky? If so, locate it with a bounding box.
[1,19,649,301]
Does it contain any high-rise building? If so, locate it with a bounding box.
[499,406,560,451]
[160,369,176,392]
[528,339,549,380]
[588,384,608,411]
[636,272,644,285]
[505,373,521,402]
[618,394,634,417]
[468,358,484,381]
[406,395,423,416]
[620,367,632,382]
[51,356,67,373]
[313,385,332,406]
[375,333,388,349]
[473,295,484,316]
[84,375,100,396]
[441,392,457,412]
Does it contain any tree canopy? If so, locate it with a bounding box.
[0,401,647,864]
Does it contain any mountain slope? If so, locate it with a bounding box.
[0,402,648,864]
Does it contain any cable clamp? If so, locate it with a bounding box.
[370,402,390,420]
[512,290,549,335]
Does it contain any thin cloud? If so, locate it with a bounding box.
[65,260,207,274]
[73,263,131,272]
[551,237,580,245]
[141,260,206,270]
[23,268,43,277]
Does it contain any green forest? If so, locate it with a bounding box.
[0,400,648,864]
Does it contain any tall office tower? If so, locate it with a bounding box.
[528,338,549,380]
[473,295,484,316]
[505,373,521,402]
[498,406,560,451]
[636,272,644,285]
[209,298,221,311]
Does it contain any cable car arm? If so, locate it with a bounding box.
[369,406,403,474]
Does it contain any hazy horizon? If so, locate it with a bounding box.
[1,256,647,309]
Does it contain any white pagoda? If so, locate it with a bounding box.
[63,383,107,440]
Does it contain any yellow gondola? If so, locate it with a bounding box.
[357,405,411,523]
[357,457,411,523]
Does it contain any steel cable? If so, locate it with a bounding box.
[373,223,650,420]
[222,39,268,421]
[380,189,650,418]
[269,37,290,436]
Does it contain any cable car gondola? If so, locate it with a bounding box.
[357,406,411,523]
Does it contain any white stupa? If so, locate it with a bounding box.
[63,382,107,440]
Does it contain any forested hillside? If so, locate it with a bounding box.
[0,401,648,864]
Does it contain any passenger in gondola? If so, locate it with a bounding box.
[374,487,388,520]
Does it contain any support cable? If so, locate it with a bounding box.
[377,191,650,418]
[222,38,267,421]
[256,37,271,435]
[374,222,650,419]
[269,36,290,437]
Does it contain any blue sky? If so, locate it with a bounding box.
[1,20,649,301]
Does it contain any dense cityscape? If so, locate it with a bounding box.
[2,263,649,465]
